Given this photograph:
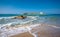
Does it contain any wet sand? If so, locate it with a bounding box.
[32,24,60,37]
[10,32,34,37]
[1,23,60,37]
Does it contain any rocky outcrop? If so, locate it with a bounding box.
[12,15,27,19]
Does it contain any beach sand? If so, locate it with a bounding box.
[30,23,60,37]
[10,32,34,37]
[1,23,60,37]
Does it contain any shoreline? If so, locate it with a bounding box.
[8,24,40,37]
[0,23,60,37]
[10,32,34,37]
[0,23,40,37]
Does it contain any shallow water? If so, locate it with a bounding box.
[0,14,60,37]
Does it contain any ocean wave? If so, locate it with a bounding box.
[0,16,37,27]
[0,16,42,37]
[0,16,17,19]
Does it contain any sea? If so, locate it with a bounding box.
[0,14,60,27]
[0,14,60,37]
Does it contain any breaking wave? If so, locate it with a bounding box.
[0,15,60,37]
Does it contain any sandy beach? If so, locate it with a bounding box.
[33,23,60,37]
[0,23,60,37]
[10,23,60,37]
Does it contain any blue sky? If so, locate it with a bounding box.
[0,0,60,14]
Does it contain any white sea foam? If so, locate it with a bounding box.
[47,25,60,28]
[8,27,28,36]
[0,27,28,37]
[0,22,60,37]
[0,16,37,26]
[0,16,38,37]
[0,24,38,37]
[0,16,17,20]
[0,21,39,37]
[26,24,40,37]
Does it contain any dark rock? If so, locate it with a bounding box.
[12,15,27,19]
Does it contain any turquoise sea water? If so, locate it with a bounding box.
[0,14,21,17]
[0,14,60,27]
[0,14,60,37]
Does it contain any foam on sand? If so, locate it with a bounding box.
[0,23,40,37]
[0,23,60,37]
[44,24,60,28]
[1,16,60,37]
[0,17,38,37]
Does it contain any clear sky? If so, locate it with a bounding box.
[0,0,60,14]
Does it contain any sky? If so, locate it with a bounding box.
[0,0,60,14]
